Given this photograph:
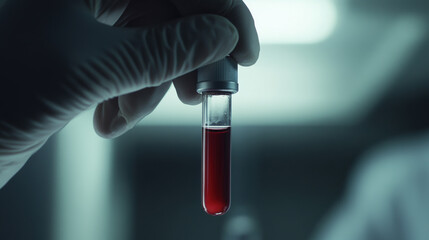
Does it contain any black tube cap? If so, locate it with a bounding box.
[197,57,238,94]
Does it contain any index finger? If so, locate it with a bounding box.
[170,0,260,66]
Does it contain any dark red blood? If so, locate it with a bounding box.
[202,127,231,216]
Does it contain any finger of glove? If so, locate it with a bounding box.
[85,0,130,25]
[117,1,201,105]
[170,0,259,66]
[172,71,201,105]
[93,97,123,138]
[118,81,171,128]
[225,1,260,66]
[94,81,171,138]
[96,14,238,99]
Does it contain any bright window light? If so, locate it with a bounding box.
[54,111,113,240]
[245,0,338,44]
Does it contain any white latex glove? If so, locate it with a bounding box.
[0,0,259,188]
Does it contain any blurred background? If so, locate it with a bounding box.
[1,0,429,239]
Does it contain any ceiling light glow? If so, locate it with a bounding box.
[246,0,338,44]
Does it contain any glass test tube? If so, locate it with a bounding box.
[202,93,231,215]
[197,57,238,216]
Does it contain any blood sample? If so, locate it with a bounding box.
[197,57,238,216]
[203,126,231,215]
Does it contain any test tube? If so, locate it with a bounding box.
[197,57,238,216]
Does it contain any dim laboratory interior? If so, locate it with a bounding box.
[1,0,429,239]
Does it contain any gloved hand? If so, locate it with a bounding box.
[0,0,259,188]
